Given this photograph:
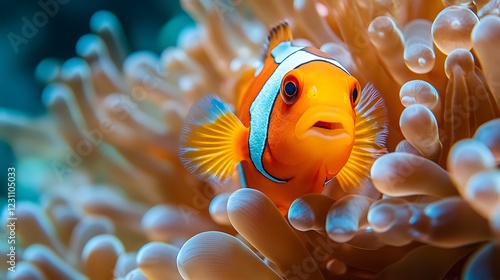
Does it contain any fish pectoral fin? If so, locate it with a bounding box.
[260,20,293,62]
[179,94,248,185]
[336,83,389,191]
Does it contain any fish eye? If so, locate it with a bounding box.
[284,81,297,96]
[351,86,360,107]
[281,75,300,104]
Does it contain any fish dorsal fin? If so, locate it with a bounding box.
[179,95,248,185]
[260,20,293,62]
[336,83,389,192]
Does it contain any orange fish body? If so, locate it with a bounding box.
[179,22,388,214]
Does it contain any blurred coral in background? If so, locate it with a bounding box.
[1,0,500,279]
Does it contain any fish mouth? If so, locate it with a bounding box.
[312,121,344,131]
[295,107,354,140]
[308,120,346,138]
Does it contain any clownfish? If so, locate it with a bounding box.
[179,21,388,215]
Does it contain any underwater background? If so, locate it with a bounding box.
[0,0,190,202]
[1,0,500,279]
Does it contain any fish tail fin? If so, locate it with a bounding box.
[336,83,388,191]
[179,94,248,185]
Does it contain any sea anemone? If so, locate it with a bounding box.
[1,0,500,279]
